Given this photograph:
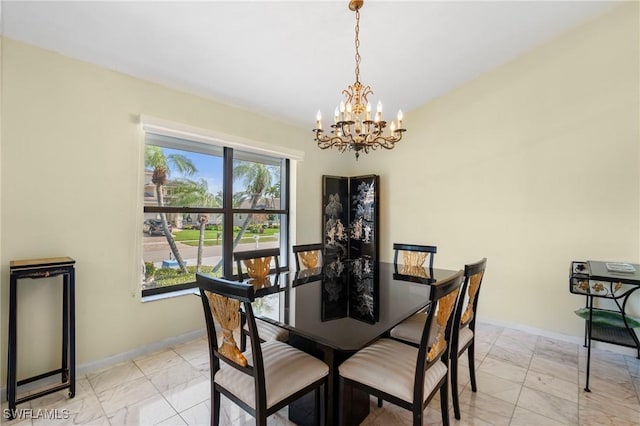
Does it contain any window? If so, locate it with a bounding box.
[142,132,289,297]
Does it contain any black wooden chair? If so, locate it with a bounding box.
[197,274,328,426]
[389,243,438,344]
[234,248,281,281]
[338,270,464,426]
[232,248,289,352]
[393,243,437,270]
[450,258,487,420]
[292,243,323,271]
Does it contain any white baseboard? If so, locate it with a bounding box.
[0,328,206,401]
[479,316,639,357]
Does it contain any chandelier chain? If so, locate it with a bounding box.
[354,9,361,84]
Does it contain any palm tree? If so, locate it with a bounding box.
[169,178,221,271]
[211,161,278,274]
[232,161,278,247]
[145,146,196,274]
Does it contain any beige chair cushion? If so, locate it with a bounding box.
[457,326,474,353]
[339,338,447,404]
[243,318,289,342]
[215,340,328,409]
[389,312,439,347]
[391,316,475,354]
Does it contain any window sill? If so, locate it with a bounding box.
[142,288,199,303]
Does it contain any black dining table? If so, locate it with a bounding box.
[246,257,458,426]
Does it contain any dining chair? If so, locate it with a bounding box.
[389,243,438,344]
[393,243,437,271]
[292,243,323,271]
[450,258,487,420]
[234,247,281,281]
[196,274,329,426]
[339,270,464,426]
[232,248,289,351]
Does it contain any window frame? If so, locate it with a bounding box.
[142,135,291,298]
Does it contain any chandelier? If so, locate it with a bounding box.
[313,0,406,160]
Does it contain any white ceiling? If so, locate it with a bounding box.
[1,1,618,127]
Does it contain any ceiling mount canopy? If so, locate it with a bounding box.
[313,0,406,160]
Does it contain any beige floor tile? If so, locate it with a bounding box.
[578,372,639,408]
[510,406,568,426]
[106,393,177,425]
[96,376,159,415]
[579,401,640,426]
[134,349,185,377]
[486,344,533,370]
[161,375,210,413]
[626,356,640,379]
[455,387,515,426]
[517,387,578,425]
[471,371,522,405]
[523,369,579,403]
[87,360,144,394]
[147,360,205,393]
[478,355,528,383]
[529,353,579,384]
[9,323,639,426]
[172,336,209,362]
[156,414,188,426]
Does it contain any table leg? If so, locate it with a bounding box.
[584,296,593,392]
[69,268,76,398]
[7,276,18,419]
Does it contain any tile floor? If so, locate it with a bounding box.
[2,323,640,425]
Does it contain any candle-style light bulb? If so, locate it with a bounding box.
[376,100,382,122]
[366,102,372,121]
[390,121,396,135]
[334,107,339,124]
[316,110,322,130]
[339,101,346,122]
[397,110,403,128]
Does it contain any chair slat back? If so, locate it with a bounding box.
[196,274,264,378]
[393,243,437,270]
[292,243,323,271]
[234,248,281,281]
[456,258,487,329]
[413,270,463,401]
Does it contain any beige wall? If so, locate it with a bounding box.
[0,38,346,380]
[350,3,640,338]
[0,2,638,382]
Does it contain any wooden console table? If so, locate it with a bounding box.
[569,260,640,392]
[6,257,76,419]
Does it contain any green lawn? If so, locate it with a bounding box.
[173,228,278,247]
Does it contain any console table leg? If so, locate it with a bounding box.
[584,296,593,392]
[7,276,18,418]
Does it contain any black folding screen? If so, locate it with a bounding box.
[322,174,379,262]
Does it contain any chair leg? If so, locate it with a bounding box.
[314,384,322,426]
[413,407,423,426]
[212,388,221,426]
[240,329,247,352]
[378,397,383,407]
[440,379,450,426]
[468,342,477,392]
[451,353,461,420]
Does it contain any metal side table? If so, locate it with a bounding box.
[569,260,640,392]
[6,257,76,419]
